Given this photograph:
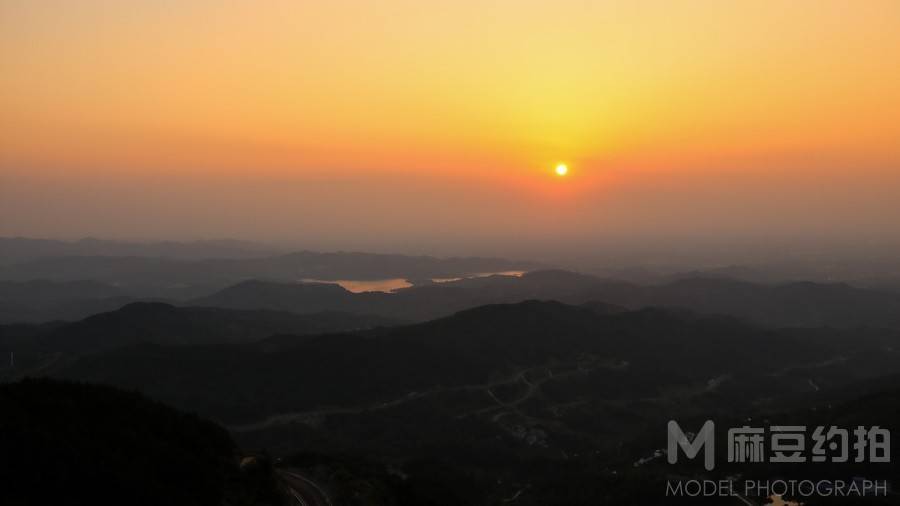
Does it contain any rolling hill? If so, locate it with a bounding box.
[194,270,900,329]
[0,378,280,506]
[43,300,900,426]
[0,302,400,376]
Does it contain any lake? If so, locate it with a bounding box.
[302,270,526,293]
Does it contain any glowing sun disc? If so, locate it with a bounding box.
[555,163,568,176]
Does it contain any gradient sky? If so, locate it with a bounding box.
[2,1,899,257]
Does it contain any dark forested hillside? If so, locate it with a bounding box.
[3,297,899,505]
[0,378,281,506]
[0,302,399,375]
[36,302,399,350]
[46,300,900,427]
[5,291,900,505]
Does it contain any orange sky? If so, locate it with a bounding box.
[1,1,899,253]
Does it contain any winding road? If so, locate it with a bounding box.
[278,469,333,506]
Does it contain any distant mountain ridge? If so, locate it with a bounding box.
[6,268,900,330]
[194,270,900,329]
[8,298,900,505]
[46,299,900,426]
[0,302,399,367]
[0,243,543,300]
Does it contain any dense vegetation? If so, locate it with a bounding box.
[45,300,900,424]
[3,267,900,505]
[0,302,397,375]
[0,378,282,506]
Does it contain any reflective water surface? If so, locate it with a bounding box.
[303,270,527,293]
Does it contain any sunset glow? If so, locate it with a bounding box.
[5,3,900,501]
[1,0,899,247]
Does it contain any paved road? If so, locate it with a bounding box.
[278,469,333,506]
[735,494,757,505]
[230,366,541,432]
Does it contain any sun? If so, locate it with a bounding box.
[555,163,568,176]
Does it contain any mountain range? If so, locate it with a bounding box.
[3,277,899,504]
[195,270,900,329]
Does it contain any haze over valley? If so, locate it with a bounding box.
[3,1,899,504]
[2,236,900,504]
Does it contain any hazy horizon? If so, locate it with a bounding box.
[5,234,900,279]
[4,3,900,504]
[3,1,899,263]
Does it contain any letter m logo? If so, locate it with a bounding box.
[667,420,715,471]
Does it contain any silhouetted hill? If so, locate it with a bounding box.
[14,300,898,506]
[576,300,628,315]
[0,279,144,324]
[195,279,364,313]
[0,249,541,300]
[629,277,900,328]
[192,270,632,322]
[194,270,900,329]
[0,378,280,506]
[47,300,900,425]
[191,279,487,320]
[0,302,399,364]
[19,255,898,330]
